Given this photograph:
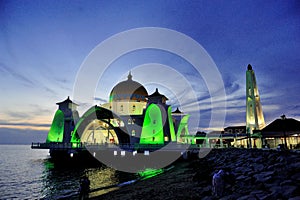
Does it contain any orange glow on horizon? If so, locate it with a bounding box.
[0,125,49,131]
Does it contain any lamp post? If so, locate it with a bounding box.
[281,114,288,149]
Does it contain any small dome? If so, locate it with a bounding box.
[109,72,148,102]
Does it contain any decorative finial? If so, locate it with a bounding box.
[127,71,132,80]
[156,88,159,93]
[281,114,286,120]
[247,64,252,71]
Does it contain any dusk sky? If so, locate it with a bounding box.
[0,0,299,143]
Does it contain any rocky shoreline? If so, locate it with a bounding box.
[92,148,300,200]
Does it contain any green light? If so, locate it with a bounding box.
[71,106,100,144]
[176,115,190,142]
[168,106,176,142]
[140,104,164,144]
[46,109,64,143]
[138,168,164,180]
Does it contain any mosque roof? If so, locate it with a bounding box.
[146,88,168,100]
[172,107,183,114]
[56,96,78,105]
[109,72,148,102]
[262,117,300,132]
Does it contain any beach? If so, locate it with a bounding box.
[93,148,300,200]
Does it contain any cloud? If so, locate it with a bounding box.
[0,62,35,86]
[6,112,31,119]
[0,120,51,127]
[94,96,108,104]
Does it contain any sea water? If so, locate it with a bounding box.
[0,145,134,199]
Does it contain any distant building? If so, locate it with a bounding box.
[260,116,300,149]
[224,126,246,134]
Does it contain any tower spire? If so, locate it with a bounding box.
[246,64,265,146]
[127,71,132,80]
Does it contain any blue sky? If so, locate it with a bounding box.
[0,0,299,143]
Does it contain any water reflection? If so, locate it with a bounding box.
[41,159,136,199]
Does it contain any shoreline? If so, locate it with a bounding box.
[91,148,300,200]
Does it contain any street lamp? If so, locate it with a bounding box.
[281,114,288,149]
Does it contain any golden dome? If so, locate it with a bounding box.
[109,72,148,102]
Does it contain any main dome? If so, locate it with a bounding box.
[109,72,148,102]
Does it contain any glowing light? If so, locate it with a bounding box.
[168,106,176,142]
[138,168,164,180]
[140,104,164,144]
[246,66,265,132]
[176,115,190,142]
[46,109,64,143]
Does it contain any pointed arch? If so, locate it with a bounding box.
[140,104,164,144]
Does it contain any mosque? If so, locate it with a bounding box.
[42,72,190,158]
[32,66,300,159]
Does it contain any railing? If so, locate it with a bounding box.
[31,142,83,150]
[31,142,196,150]
[31,142,231,151]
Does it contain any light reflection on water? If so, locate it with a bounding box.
[0,145,135,199]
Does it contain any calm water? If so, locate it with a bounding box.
[0,145,135,199]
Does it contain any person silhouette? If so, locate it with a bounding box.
[79,176,90,199]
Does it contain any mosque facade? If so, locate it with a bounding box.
[45,72,190,150]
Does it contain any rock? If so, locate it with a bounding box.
[254,171,273,183]
[280,180,294,186]
[252,156,264,163]
[282,185,299,198]
[288,196,300,200]
[253,163,264,172]
[253,182,266,190]
[219,194,241,200]
[291,172,300,181]
[250,190,265,195]
[201,196,214,200]
[236,175,247,181]
[237,195,256,200]
[266,162,284,171]
[276,155,286,163]
[256,193,272,200]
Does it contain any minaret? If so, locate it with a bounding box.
[246,64,265,144]
[56,96,79,143]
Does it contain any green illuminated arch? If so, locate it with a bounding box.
[71,106,99,143]
[140,104,164,144]
[71,106,130,145]
[46,109,64,143]
[168,106,176,142]
[176,115,190,143]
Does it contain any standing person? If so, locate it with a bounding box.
[212,168,235,197]
[212,169,225,197]
[79,176,90,200]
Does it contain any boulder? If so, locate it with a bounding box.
[236,195,256,200]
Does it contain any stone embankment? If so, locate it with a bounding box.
[95,148,300,200]
[193,148,300,200]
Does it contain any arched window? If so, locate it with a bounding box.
[120,105,124,111]
[131,130,136,136]
[128,118,132,124]
[132,105,136,112]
